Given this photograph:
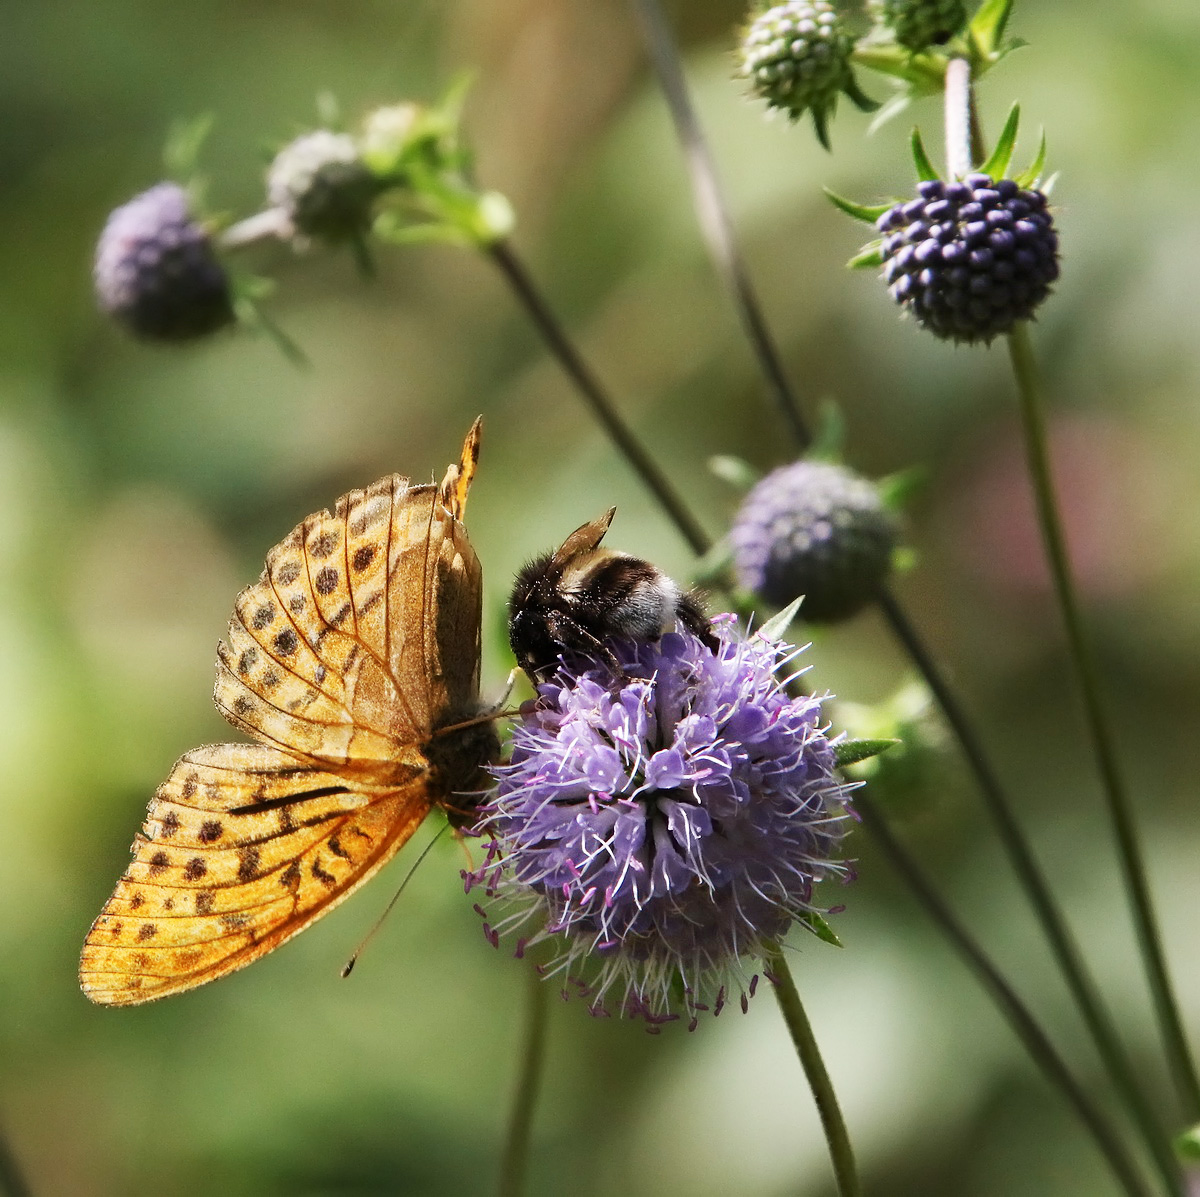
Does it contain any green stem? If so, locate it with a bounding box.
[856,796,1153,1197]
[486,240,711,557]
[1007,323,1200,1125]
[497,967,550,1197]
[763,945,861,1197]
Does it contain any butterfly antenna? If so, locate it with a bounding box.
[340,823,451,978]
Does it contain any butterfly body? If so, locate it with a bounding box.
[80,422,495,1006]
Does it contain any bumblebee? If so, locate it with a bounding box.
[508,508,715,680]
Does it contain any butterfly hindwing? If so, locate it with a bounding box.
[80,743,432,1006]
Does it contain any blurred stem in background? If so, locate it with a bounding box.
[497,965,550,1197]
[0,1123,31,1197]
[764,947,862,1197]
[1006,322,1200,1127]
[632,4,1186,1189]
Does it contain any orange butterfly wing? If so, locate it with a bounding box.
[80,421,494,1005]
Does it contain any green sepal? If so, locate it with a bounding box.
[877,465,927,511]
[844,75,881,114]
[708,455,761,491]
[758,597,803,643]
[1174,1124,1200,1163]
[1013,131,1048,188]
[164,113,215,185]
[372,214,475,249]
[809,401,845,463]
[848,244,885,270]
[799,911,843,948]
[978,104,1021,179]
[969,0,1015,60]
[869,91,913,135]
[852,45,946,93]
[231,289,309,369]
[835,738,900,768]
[910,128,941,183]
[811,108,832,153]
[824,189,892,224]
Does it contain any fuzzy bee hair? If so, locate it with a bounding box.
[508,508,716,681]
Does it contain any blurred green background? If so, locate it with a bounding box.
[3,0,1200,1193]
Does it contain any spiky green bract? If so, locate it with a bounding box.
[738,1,876,149]
[267,130,381,244]
[874,0,967,53]
[732,461,899,622]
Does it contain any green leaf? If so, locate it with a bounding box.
[372,212,474,248]
[757,597,803,643]
[810,401,846,462]
[844,75,880,114]
[852,45,947,92]
[799,911,843,948]
[877,465,927,511]
[979,104,1021,179]
[811,108,832,153]
[1174,1124,1200,1162]
[835,738,900,768]
[824,189,892,224]
[910,128,941,182]
[847,244,885,270]
[970,0,1015,59]
[164,113,215,182]
[1013,131,1047,188]
[708,455,761,491]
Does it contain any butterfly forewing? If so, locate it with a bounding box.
[81,421,494,1006]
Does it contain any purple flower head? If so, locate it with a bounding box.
[94,183,234,341]
[467,615,855,1026]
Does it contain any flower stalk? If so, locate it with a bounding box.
[1006,322,1200,1127]
[497,965,550,1197]
[764,944,861,1197]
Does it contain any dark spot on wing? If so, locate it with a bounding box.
[280,860,301,890]
[148,852,170,876]
[261,669,281,690]
[183,857,208,881]
[311,858,337,888]
[352,544,377,572]
[198,819,223,844]
[276,561,301,586]
[310,530,339,560]
[160,811,180,839]
[233,696,254,717]
[328,836,351,860]
[329,602,352,628]
[314,567,339,595]
[273,628,298,656]
[252,603,276,630]
[289,594,307,614]
[237,648,258,675]
[195,892,214,915]
[137,923,158,942]
[237,847,261,882]
[129,892,144,910]
[182,774,198,801]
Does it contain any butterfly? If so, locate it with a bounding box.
[80,419,499,1005]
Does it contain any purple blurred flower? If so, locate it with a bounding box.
[94,183,234,341]
[467,615,854,1026]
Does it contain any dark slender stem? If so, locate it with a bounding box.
[0,1124,31,1197]
[487,241,711,556]
[879,590,1182,1193]
[497,967,550,1197]
[628,6,1181,1187]
[856,795,1153,1197]
[764,946,861,1197]
[630,0,813,451]
[1007,324,1200,1125]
